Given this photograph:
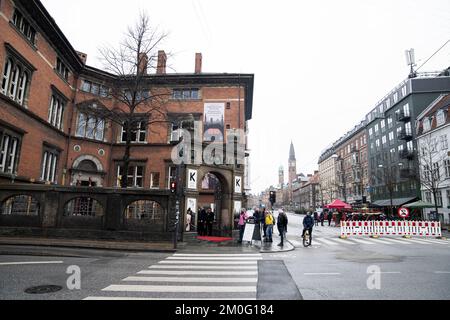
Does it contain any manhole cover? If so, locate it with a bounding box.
[25,285,63,294]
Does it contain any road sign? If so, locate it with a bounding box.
[398,207,410,218]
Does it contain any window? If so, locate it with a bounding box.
[436,110,446,126]
[398,144,404,152]
[76,112,105,141]
[425,191,432,203]
[56,58,69,81]
[117,165,144,188]
[385,99,391,109]
[403,103,410,117]
[41,149,59,183]
[444,159,450,178]
[447,190,450,207]
[433,162,440,181]
[169,120,194,143]
[121,120,147,143]
[390,148,396,162]
[405,122,412,135]
[381,120,386,130]
[423,118,431,132]
[440,135,448,150]
[407,140,414,152]
[0,130,21,174]
[436,191,443,207]
[387,116,393,128]
[48,94,66,130]
[12,10,36,44]
[1,57,31,106]
[369,128,373,138]
[393,92,399,103]
[172,89,200,100]
[389,131,394,143]
[374,123,379,134]
[150,172,160,189]
[431,138,437,153]
[401,86,407,97]
[80,79,109,98]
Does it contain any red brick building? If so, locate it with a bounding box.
[0,0,254,235]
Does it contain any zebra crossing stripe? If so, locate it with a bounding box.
[315,238,338,245]
[149,265,257,270]
[102,285,257,293]
[158,260,257,265]
[406,238,448,245]
[138,270,258,276]
[174,254,262,257]
[84,297,257,301]
[370,238,398,245]
[167,257,262,260]
[123,276,257,283]
[333,238,357,245]
[378,238,411,245]
[349,238,375,245]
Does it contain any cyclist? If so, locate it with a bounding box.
[302,212,314,244]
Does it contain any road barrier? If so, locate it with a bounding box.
[340,221,442,238]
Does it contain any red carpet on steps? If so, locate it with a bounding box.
[196,236,233,242]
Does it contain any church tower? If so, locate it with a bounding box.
[278,166,284,187]
[288,141,297,186]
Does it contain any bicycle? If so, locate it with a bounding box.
[303,229,312,247]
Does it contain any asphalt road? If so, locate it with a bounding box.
[0,213,449,300]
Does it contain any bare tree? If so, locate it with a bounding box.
[418,132,449,219]
[79,12,172,188]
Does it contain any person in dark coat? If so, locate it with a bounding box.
[277,210,288,247]
[206,208,215,236]
[320,211,325,226]
[314,211,319,226]
[302,212,315,244]
[327,210,333,226]
[262,208,267,238]
[198,207,207,236]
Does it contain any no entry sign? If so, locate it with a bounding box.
[398,207,410,218]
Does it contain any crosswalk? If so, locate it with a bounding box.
[84,253,262,300]
[288,237,448,248]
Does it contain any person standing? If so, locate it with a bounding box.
[206,208,215,236]
[262,208,268,239]
[277,209,288,247]
[320,211,325,226]
[327,210,333,226]
[198,207,207,236]
[238,209,248,244]
[265,210,275,242]
[314,211,319,227]
[186,208,192,232]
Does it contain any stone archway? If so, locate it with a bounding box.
[71,155,105,187]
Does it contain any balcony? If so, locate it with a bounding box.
[399,149,415,160]
[396,111,411,122]
[398,129,413,141]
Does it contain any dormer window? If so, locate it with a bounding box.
[423,117,431,132]
[436,110,446,127]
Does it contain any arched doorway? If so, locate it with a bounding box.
[198,172,229,236]
[70,155,105,186]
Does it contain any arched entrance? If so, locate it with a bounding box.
[197,172,230,236]
[70,155,105,186]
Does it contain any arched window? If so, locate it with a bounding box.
[1,195,39,216]
[64,197,103,217]
[125,200,163,222]
[16,71,28,105]
[8,65,20,99]
[1,59,12,94]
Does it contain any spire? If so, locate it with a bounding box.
[289,141,296,161]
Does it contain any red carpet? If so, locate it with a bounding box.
[196,236,233,242]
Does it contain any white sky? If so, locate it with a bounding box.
[41,0,450,194]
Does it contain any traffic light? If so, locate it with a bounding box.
[269,191,276,205]
[170,181,177,193]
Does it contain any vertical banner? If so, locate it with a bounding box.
[235,176,242,194]
[187,169,198,190]
[186,198,197,213]
[203,103,225,142]
[234,201,242,214]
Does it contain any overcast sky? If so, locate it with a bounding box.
[41,0,450,194]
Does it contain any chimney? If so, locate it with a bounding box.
[76,51,87,65]
[157,50,167,75]
[195,53,202,74]
[138,53,148,75]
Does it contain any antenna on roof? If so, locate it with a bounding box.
[405,48,416,78]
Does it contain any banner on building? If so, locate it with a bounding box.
[187,169,198,190]
[203,103,225,142]
[186,198,197,213]
[235,176,242,194]
[234,201,242,214]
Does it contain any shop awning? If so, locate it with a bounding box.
[371,197,416,207]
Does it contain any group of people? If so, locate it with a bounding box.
[196,207,215,236]
[237,208,289,247]
[313,210,333,227]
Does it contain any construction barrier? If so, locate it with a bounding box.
[340,220,442,238]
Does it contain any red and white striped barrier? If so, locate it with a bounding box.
[340,221,442,238]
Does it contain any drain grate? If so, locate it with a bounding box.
[25,285,63,294]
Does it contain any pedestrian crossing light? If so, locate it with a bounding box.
[170,181,177,193]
